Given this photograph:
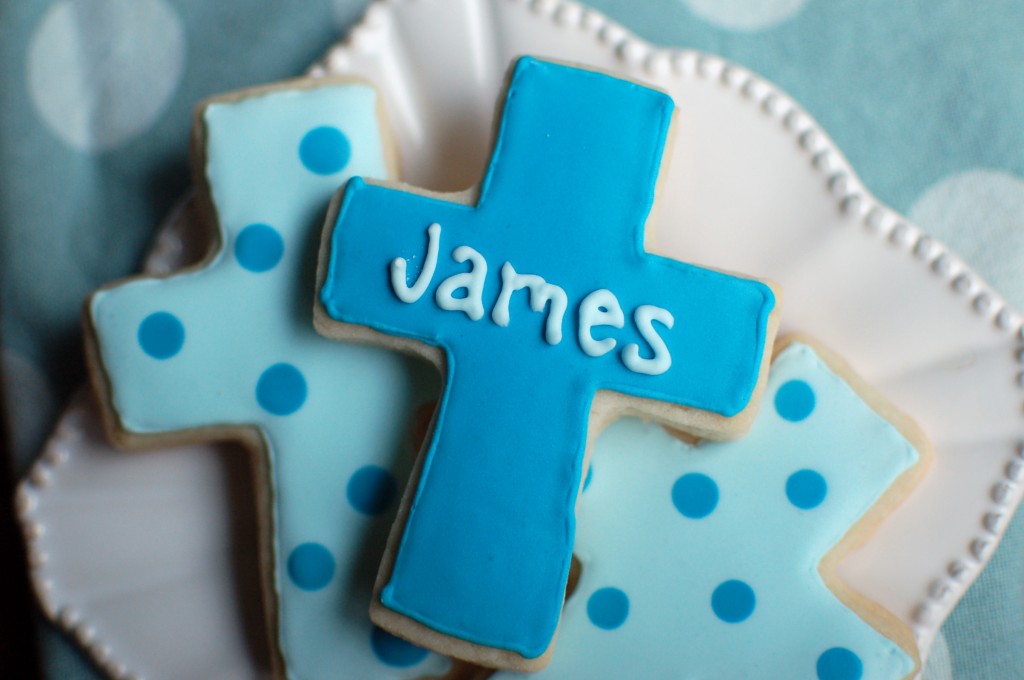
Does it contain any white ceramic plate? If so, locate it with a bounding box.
[18,0,1024,678]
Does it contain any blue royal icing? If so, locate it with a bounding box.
[495,342,920,679]
[319,57,777,658]
[87,82,448,679]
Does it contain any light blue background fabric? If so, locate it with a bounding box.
[1,0,1021,678]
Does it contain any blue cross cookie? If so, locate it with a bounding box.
[495,338,928,679]
[316,57,780,669]
[85,81,450,678]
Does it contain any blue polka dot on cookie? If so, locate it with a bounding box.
[371,626,429,667]
[587,587,629,630]
[672,473,718,519]
[137,311,184,359]
[256,363,307,416]
[817,647,863,680]
[787,469,828,509]
[347,466,398,515]
[711,579,756,623]
[775,379,815,421]
[235,223,284,272]
[299,126,351,175]
[287,542,335,591]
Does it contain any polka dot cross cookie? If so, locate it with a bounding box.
[495,337,930,679]
[84,80,449,679]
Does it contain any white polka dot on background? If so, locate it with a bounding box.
[0,349,59,470]
[27,0,186,152]
[333,0,365,29]
[910,170,1024,309]
[922,631,954,680]
[680,0,810,32]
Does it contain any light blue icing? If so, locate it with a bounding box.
[496,342,919,679]
[319,57,776,658]
[88,83,448,679]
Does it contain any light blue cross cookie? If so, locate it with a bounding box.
[496,340,926,679]
[86,81,448,679]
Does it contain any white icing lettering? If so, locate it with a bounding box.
[491,262,568,345]
[390,228,674,375]
[623,305,674,375]
[578,289,624,357]
[435,245,487,321]
[390,222,440,303]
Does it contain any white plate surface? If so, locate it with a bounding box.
[18,0,1024,678]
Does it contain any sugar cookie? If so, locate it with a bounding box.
[315,57,781,669]
[493,336,930,679]
[84,78,451,679]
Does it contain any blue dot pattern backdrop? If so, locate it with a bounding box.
[1,0,1023,678]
